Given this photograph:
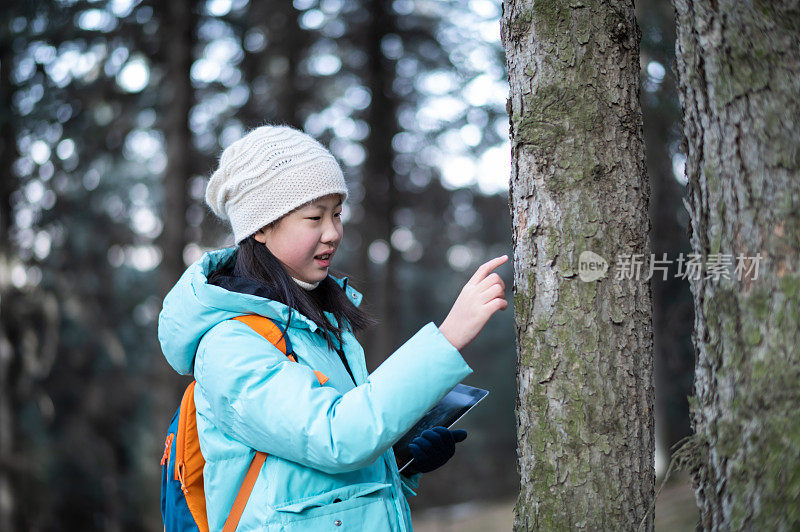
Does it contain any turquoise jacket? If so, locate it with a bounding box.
[158,247,473,531]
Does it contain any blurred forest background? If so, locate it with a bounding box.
[0,0,691,530]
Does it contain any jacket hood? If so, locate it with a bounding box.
[157,246,363,375]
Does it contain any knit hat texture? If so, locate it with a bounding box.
[205,125,349,244]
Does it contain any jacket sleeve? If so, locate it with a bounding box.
[194,320,473,475]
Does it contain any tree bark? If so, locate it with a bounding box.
[501,0,655,529]
[672,0,800,528]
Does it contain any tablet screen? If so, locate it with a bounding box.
[393,384,489,473]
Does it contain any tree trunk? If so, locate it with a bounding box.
[642,42,695,454]
[357,0,401,369]
[154,0,197,456]
[0,30,18,532]
[672,1,800,528]
[237,0,311,129]
[158,0,195,298]
[501,0,655,529]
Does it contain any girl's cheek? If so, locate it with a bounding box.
[289,234,318,260]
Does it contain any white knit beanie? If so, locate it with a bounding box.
[205,125,349,244]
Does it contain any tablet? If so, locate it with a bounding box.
[393,384,489,473]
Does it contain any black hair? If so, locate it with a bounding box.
[207,234,377,353]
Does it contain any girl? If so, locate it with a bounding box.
[158,125,508,531]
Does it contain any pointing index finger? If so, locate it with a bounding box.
[469,255,508,285]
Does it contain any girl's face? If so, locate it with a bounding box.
[254,193,344,284]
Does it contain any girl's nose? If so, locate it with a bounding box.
[322,217,342,243]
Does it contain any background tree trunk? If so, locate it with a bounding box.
[672,0,800,528]
[501,0,655,529]
[158,0,196,299]
[153,0,198,459]
[356,0,401,369]
[0,28,19,531]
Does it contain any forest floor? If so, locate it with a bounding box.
[412,473,699,531]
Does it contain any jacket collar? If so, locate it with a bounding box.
[158,246,365,375]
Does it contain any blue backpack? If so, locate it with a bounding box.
[160,314,329,532]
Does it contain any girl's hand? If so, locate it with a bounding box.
[405,427,468,474]
[438,255,509,351]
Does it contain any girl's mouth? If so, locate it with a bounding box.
[314,254,332,267]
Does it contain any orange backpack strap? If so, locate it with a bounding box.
[175,381,210,532]
[222,451,268,532]
[231,315,290,354]
[232,314,329,385]
[216,315,327,531]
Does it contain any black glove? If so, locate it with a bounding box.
[406,426,468,474]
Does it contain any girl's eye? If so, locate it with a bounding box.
[307,213,341,220]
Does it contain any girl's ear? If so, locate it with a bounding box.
[253,228,267,244]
